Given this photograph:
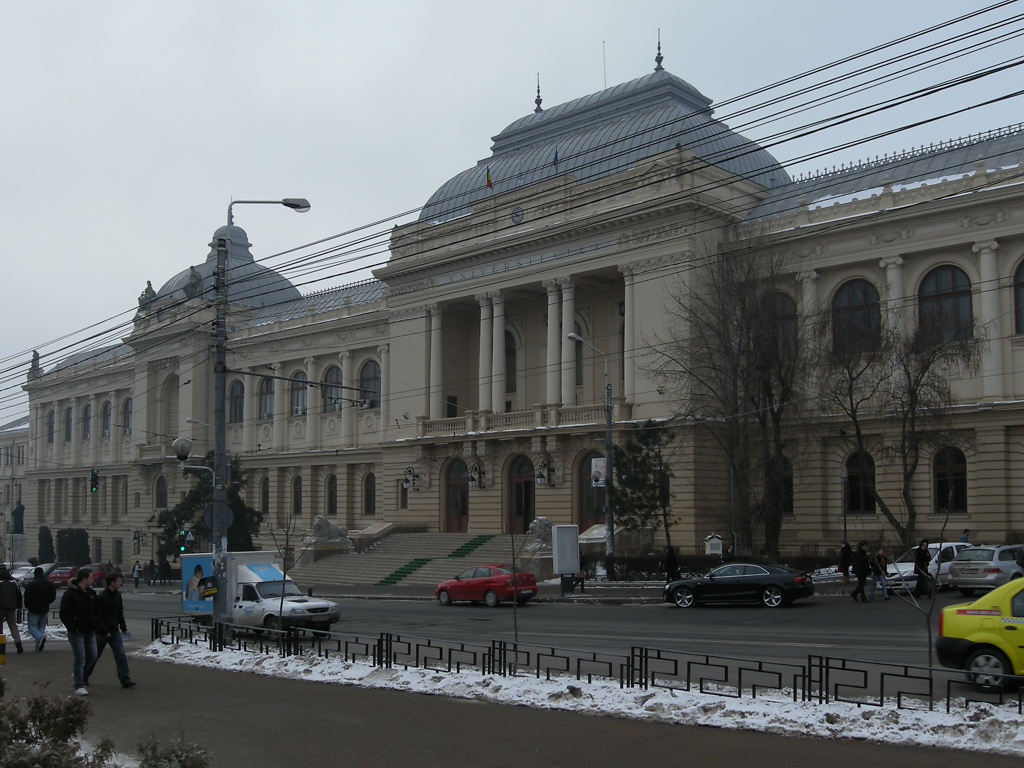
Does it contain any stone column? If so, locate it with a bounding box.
[490,292,506,413]
[273,362,288,450]
[109,392,120,464]
[242,370,256,453]
[879,256,905,332]
[429,304,444,419]
[619,266,635,403]
[543,280,560,404]
[379,344,390,443]
[89,394,100,467]
[305,357,321,449]
[476,295,492,412]
[973,241,1002,399]
[341,351,353,447]
[559,278,576,406]
[796,270,819,400]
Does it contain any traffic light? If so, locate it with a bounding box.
[90,468,99,493]
[178,529,187,553]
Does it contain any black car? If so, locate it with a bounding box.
[663,563,814,608]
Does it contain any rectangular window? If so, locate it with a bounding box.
[399,482,408,510]
[114,538,123,566]
[93,538,102,564]
[446,396,458,418]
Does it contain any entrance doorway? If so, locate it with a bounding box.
[446,459,469,533]
[508,455,535,534]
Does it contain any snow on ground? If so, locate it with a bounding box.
[139,635,1024,756]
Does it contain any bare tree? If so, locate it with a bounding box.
[656,246,807,558]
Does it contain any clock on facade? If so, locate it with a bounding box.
[510,206,524,224]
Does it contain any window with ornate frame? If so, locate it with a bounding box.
[292,475,302,516]
[102,401,111,437]
[323,366,343,413]
[832,279,881,354]
[359,361,381,408]
[933,446,967,515]
[326,475,337,516]
[291,371,308,416]
[229,380,244,423]
[845,451,876,515]
[82,404,92,440]
[258,378,275,420]
[122,398,133,436]
[363,472,376,516]
[919,265,973,343]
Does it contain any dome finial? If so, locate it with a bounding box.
[654,28,664,72]
[534,73,543,113]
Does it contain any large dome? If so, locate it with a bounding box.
[156,224,301,308]
[420,68,790,223]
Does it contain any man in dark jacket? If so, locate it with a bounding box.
[23,566,57,650]
[0,565,24,653]
[912,539,933,598]
[59,568,98,695]
[90,572,135,688]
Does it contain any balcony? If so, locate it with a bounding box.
[417,399,629,438]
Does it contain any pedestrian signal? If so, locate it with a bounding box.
[90,468,99,492]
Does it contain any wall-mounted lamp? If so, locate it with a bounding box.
[468,462,484,489]
[402,466,419,491]
[536,459,552,488]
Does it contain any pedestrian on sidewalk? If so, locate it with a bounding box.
[145,559,155,586]
[850,541,870,603]
[0,565,25,653]
[89,572,136,689]
[838,541,852,584]
[131,560,141,589]
[60,567,98,695]
[912,539,933,598]
[23,566,57,650]
[868,546,890,601]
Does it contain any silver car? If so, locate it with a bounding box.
[947,545,1024,596]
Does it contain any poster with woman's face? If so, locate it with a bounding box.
[182,555,214,613]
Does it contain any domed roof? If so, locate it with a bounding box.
[420,68,790,223]
[156,224,301,308]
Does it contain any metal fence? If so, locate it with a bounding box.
[150,616,1023,713]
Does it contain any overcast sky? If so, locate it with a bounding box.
[2,1,1022,423]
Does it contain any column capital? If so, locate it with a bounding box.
[795,269,819,283]
[427,303,442,315]
[303,356,315,367]
[971,240,999,255]
[542,279,560,292]
[377,343,389,356]
[556,276,574,291]
[878,255,904,270]
[486,289,503,302]
[475,293,492,306]
[618,264,635,278]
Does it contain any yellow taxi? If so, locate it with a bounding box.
[936,578,1024,689]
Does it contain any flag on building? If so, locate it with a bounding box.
[486,166,493,189]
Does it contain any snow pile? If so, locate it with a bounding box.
[140,637,1024,755]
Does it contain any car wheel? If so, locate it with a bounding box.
[484,590,500,608]
[671,587,695,608]
[761,586,784,608]
[959,588,976,597]
[438,590,452,606]
[264,615,281,631]
[966,647,1012,690]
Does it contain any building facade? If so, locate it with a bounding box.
[19,61,1024,565]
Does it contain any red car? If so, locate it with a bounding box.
[48,566,76,587]
[435,564,537,607]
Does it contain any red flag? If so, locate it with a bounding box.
[486,166,493,189]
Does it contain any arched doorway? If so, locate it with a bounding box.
[508,455,535,534]
[577,451,605,530]
[445,459,469,532]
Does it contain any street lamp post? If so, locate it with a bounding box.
[567,332,614,577]
[209,198,309,622]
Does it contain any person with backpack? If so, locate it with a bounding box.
[0,566,24,653]
[23,566,58,650]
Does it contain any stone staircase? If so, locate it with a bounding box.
[290,532,525,587]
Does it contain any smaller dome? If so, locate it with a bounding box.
[156,225,301,308]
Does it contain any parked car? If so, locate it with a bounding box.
[663,563,814,608]
[11,562,56,585]
[48,566,76,587]
[936,578,1024,689]
[435,564,537,607]
[887,541,971,592]
[948,545,1024,596]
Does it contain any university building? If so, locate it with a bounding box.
[19,56,1024,565]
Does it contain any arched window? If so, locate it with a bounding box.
[505,331,517,393]
[292,475,302,517]
[769,293,798,360]
[47,410,55,444]
[102,401,112,437]
[122,398,133,436]
[229,380,245,424]
[326,475,337,516]
[258,378,275,420]
[363,472,376,516]
[322,366,343,413]
[919,265,973,342]
[845,451,876,515]
[933,447,967,515]
[155,476,168,509]
[359,361,381,408]
[64,407,73,442]
[260,476,270,517]
[832,279,880,354]
[577,451,606,530]
[291,371,307,416]
[1015,262,1024,335]
[82,404,92,440]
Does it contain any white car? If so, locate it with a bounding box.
[10,563,56,585]
[887,542,971,592]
